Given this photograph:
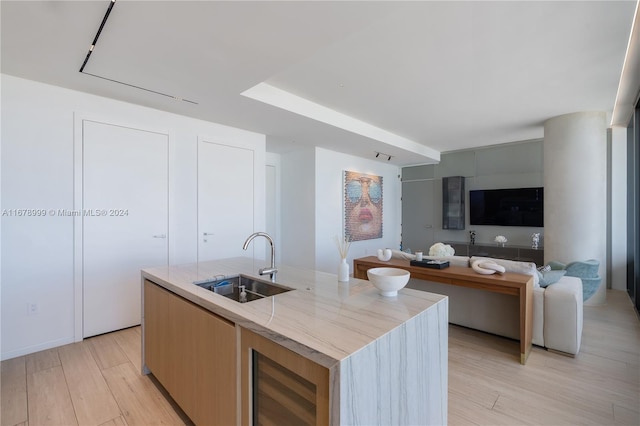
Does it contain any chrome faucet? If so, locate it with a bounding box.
[242,232,277,281]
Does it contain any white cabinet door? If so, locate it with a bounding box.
[83,120,168,338]
[198,140,254,262]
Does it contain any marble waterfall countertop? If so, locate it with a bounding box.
[141,257,447,369]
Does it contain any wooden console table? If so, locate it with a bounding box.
[353,256,534,364]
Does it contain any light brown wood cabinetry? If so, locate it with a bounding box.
[240,327,330,425]
[143,279,172,387]
[142,259,449,424]
[143,280,236,425]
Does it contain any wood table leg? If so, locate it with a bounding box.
[519,279,534,364]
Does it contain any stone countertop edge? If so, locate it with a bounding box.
[141,256,447,369]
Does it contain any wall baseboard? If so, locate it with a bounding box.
[1,336,75,361]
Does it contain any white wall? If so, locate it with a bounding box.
[1,75,265,360]
[280,147,317,270]
[265,152,281,263]
[315,148,401,274]
[279,146,401,274]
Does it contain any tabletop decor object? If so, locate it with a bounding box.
[428,242,455,256]
[494,235,508,247]
[367,267,410,296]
[410,259,450,269]
[335,235,351,282]
[376,248,392,261]
[531,232,541,249]
[471,259,506,275]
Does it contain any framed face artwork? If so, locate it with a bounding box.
[344,171,383,241]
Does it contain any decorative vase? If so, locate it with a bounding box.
[531,232,540,249]
[338,258,349,282]
[377,248,392,261]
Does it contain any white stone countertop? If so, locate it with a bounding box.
[142,257,447,369]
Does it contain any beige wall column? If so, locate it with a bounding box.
[544,111,607,305]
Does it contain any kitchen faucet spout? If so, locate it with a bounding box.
[242,232,277,281]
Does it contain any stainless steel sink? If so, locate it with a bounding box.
[194,275,293,303]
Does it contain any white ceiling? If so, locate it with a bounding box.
[1,1,637,166]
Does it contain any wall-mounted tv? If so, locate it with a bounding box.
[469,187,543,227]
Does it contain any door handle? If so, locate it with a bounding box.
[203,232,214,236]
[152,234,167,239]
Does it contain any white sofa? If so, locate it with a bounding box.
[404,254,583,355]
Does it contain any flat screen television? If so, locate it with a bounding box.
[469,187,543,227]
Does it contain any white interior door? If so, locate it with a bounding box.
[83,120,168,338]
[198,140,254,262]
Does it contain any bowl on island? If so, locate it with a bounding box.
[367,267,410,297]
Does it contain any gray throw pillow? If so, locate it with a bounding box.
[537,270,567,288]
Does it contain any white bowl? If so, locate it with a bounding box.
[367,267,410,297]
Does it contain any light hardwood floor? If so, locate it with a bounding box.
[1,289,638,426]
[448,290,640,425]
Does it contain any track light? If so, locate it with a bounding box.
[375,151,392,161]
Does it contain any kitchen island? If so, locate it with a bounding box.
[142,257,448,425]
